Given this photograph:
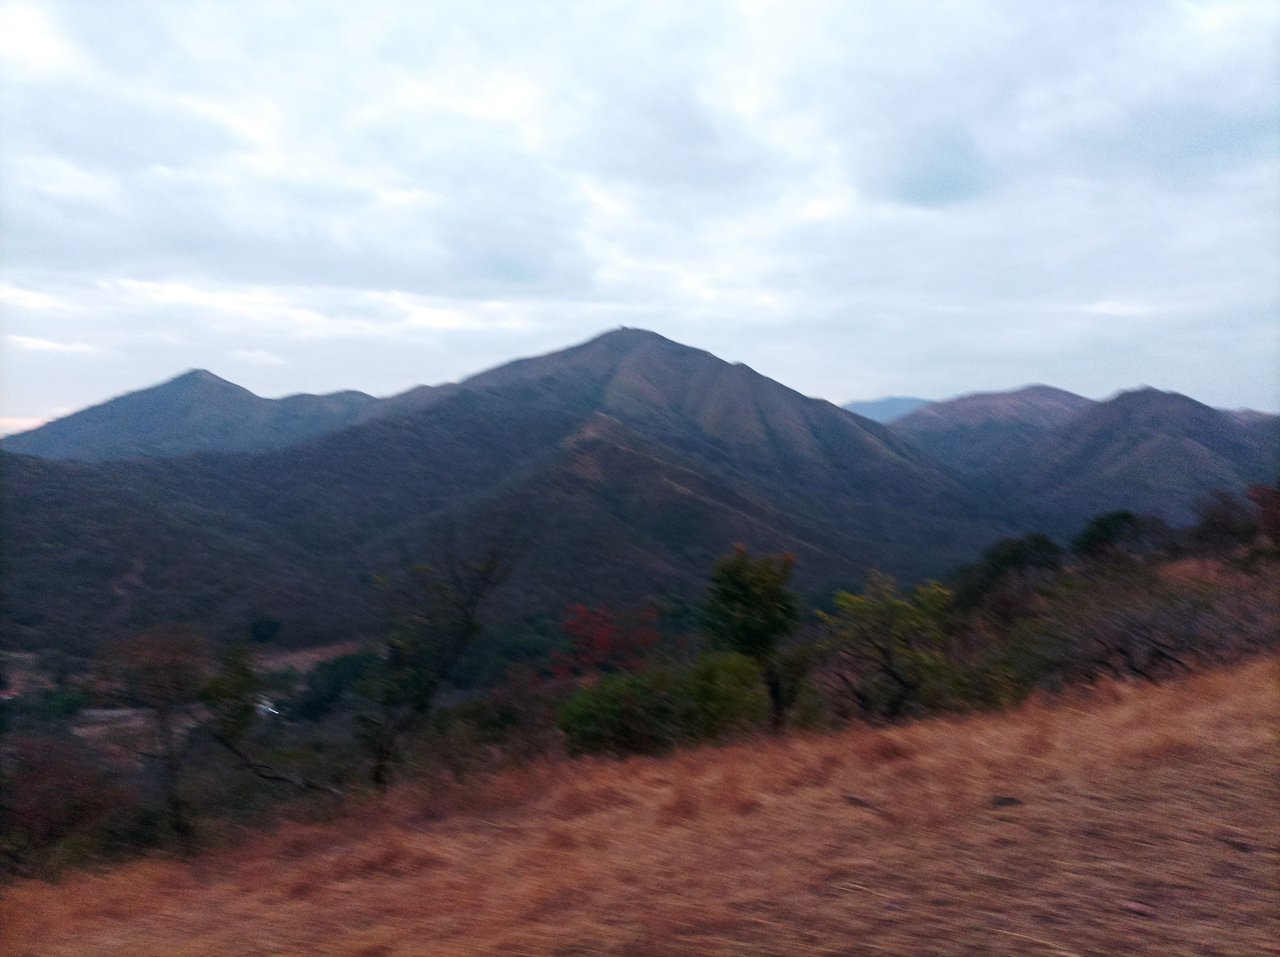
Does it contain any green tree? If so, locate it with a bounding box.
[1072,511,1145,560]
[820,571,968,721]
[702,546,802,730]
[953,533,1062,613]
[678,652,770,741]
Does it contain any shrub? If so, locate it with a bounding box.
[558,670,681,757]
[557,653,771,757]
[676,653,769,742]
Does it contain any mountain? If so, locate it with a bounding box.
[0,329,1008,654]
[0,370,380,460]
[1007,388,1279,528]
[887,384,1277,529]
[891,385,1097,474]
[3,334,1274,655]
[841,396,931,423]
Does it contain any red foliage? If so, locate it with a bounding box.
[551,604,661,681]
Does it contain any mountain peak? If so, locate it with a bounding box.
[168,369,244,390]
[589,327,676,348]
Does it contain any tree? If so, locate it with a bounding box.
[551,603,661,681]
[1190,490,1257,552]
[953,533,1062,618]
[198,646,338,796]
[1071,510,1162,560]
[702,546,801,730]
[97,626,212,835]
[357,520,524,789]
[820,571,965,721]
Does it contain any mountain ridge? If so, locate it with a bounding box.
[2,329,1275,653]
[0,329,1005,652]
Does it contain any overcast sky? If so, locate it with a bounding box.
[1,0,1277,433]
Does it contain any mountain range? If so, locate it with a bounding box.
[1,329,1275,654]
[840,396,931,422]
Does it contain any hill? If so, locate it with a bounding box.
[3,654,1274,956]
[1010,388,1280,527]
[891,384,1096,474]
[3,332,1275,654]
[0,371,381,460]
[888,385,1278,529]
[0,330,1005,653]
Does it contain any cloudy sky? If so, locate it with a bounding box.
[1,0,1277,433]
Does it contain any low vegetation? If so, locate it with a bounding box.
[0,486,1277,951]
[1,653,1274,955]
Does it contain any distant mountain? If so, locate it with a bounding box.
[3,334,1275,655]
[887,384,1277,529]
[841,396,931,423]
[891,385,1097,474]
[0,370,381,460]
[0,329,1007,653]
[1008,388,1279,527]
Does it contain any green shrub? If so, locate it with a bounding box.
[557,653,772,757]
[675,652,769,742]
[558,670,680,757]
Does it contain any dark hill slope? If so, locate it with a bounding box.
[0,371,380,460]
[1010,388,1278,528]
[0,331,1006,653]
[892,385,1096,474]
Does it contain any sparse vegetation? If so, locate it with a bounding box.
[2,654,1274,955]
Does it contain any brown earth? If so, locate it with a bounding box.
[3,657,1277,956]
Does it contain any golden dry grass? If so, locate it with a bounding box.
[4,657,1277,956]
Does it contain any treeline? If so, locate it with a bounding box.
[1,484,1277,877]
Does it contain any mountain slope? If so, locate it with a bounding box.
[0,371,380,460]
[3,332,1273,654]
[891,385,1096,474]
[1010,388,1278,526]
[0,330,1004,652]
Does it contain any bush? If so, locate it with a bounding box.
[677,653,769,742]
[558,670,681,757]
[557,653,771,757]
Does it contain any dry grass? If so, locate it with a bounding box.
[4,657,1277,956]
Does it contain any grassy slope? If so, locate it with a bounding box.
[4,657,1277,956]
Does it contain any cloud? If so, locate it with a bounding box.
[229,349,286,366]
[7,334,97,353]
[1,0,1277,418]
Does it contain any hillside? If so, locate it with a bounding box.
[889,384,1278,530]
[0,371,381,460]
[891,384,1096,474]
[0,330,1005,652]
[1010,388,1279,527]
[3,332,1275,654]
[3,655,1274,956]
